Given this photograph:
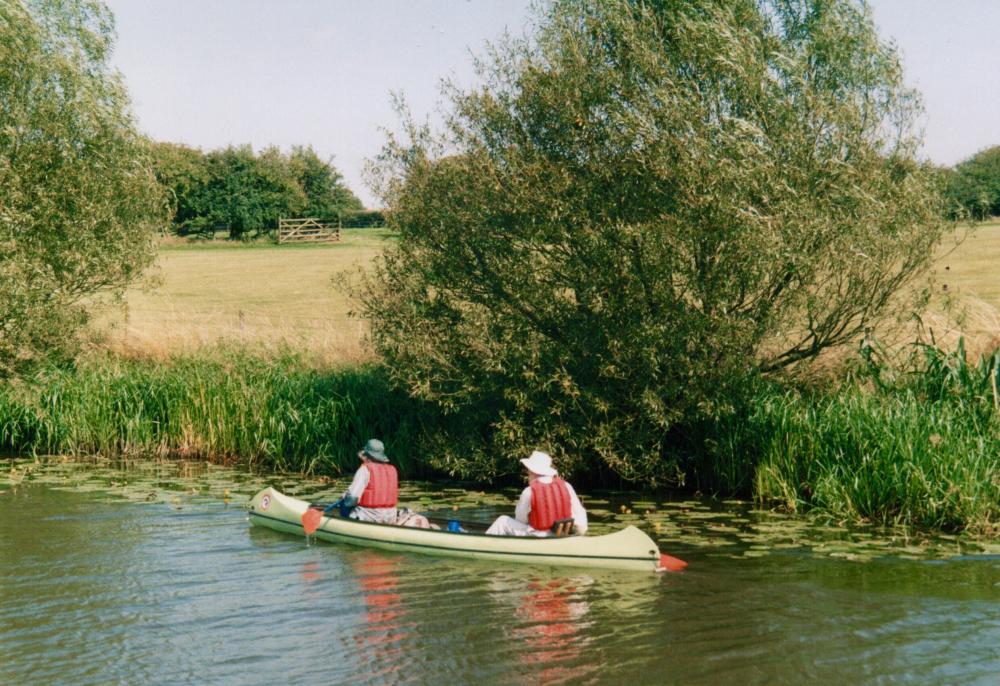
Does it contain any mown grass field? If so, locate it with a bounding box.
[914,219,1000,358]
[92,220,1000,366]
[935,219,1000,303]
[93,229,394,365]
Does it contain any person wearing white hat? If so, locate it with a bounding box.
[485,450,588,536]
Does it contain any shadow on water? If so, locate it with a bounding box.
[3,456,1000,684]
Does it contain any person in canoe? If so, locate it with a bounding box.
[485,450,588,537]
[332,438,432,528]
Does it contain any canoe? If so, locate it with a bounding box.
[247,487,682,573]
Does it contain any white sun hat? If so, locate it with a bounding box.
[520,450,558,477]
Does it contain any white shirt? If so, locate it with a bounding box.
[514,475,588,534]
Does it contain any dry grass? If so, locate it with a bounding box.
[90,220,1000,368]
[934,219,1000,304]
[89,229,393,366]
[921,219,1000,358]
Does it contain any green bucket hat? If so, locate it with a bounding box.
[358,438,389,463]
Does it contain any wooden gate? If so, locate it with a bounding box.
[277,217,341,244]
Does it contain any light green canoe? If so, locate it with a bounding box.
[248,487,685,572]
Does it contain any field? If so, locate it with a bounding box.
[936,219,1000,302]
[919,219,1000,356]
[92,229,393,365]
[91,220,1000,366]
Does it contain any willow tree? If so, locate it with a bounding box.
[362,0,945,482]
[0,0,165,375]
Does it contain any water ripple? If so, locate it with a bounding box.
[3,481,1000,685]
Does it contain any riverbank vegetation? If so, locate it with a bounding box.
[5,0,1000,540]
[1,220,999,532]
[683,341,1000,533]
[1,336,999,535]
[0,352,428,476]
[363,0,946,484]
[0,0,166,378]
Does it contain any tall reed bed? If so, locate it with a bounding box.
[5,341,1000,534]
[687,342,1000,533]
[0,352,429,476]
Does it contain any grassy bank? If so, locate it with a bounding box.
[0,351,430,476]
[3,341,999,535]
[685,343,1000,534]
[3,222,998,535]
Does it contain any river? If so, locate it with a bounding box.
[2,458,999,684]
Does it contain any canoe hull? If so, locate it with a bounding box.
[248,487,664,572]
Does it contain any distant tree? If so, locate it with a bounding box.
[150,142,212,232]
[289,145,363,217]
[201,145,307,239]
[945,146,1000,220]
[0,0,166,376]
[150,143,363,236]
[362,0,946,483]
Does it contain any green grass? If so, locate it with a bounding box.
[682,343,1000,534]
[0,350,431,476]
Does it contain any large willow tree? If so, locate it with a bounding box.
[0,0,165,375]
[363,0,945,483]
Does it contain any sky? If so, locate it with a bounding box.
[104,0,1000,209]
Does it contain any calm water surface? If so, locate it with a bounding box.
[2,458,999,685]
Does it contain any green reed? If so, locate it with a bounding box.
[0,351,429,476]
[687,341,1000,533]
[4,341,1000,534]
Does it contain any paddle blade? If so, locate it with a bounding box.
[657,553,688,572]
[301,507,323,535]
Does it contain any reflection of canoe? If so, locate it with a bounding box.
[248,487,674,572]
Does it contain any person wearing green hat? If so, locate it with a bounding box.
[330,438,432,528]
[332,438,400,524]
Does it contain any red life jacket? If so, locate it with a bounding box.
[528,478,572,531]
[359,462,398,508]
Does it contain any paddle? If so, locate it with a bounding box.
[657,552,688,572]
[303,504,483,534]
[301,506,324,535]
[302,498,355,535]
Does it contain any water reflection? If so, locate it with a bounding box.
[348,550,412,683]
[489,572,597,684]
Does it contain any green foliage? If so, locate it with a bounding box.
[340,209,385,228]
[149,142,212,229]
[943,146,1000,220]
[0,0,165,377]
[686,343,1000,533]
[204,145,307,239]
[362,0,946,484]
[150,143,364,238]
[0,352,431,476]
[289,145,363,218]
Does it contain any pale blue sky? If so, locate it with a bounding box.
[105,0,1000,208]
